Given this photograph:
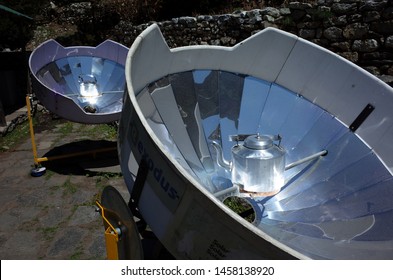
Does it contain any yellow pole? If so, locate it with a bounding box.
[26,95,39,166]
[36,146,116,164]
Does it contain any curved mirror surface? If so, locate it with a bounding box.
[36,56,125,114]
[135,70,393,259]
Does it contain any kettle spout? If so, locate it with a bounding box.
[211,141,231,170]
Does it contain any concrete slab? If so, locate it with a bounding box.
[68,206,100,227]
[2,231,41,259]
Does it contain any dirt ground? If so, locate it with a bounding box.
[0,106,132,259]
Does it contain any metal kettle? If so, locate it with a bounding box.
[231,134,285,195]
[212,134,327,197]
[212,134,285,195]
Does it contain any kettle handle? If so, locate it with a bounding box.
[229,134,282,146]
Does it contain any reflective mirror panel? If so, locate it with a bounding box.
[36,56,125,115]
[135,70,393,259]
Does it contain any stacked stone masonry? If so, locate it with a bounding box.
[113,0,393,85]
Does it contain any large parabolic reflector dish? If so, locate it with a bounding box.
[119,24,393,259]
[29,39,128,124]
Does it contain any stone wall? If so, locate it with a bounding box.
[113,0,393,85]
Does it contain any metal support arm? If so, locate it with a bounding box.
[285,150,328,171]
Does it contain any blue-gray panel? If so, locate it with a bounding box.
[277,95,325,151]
[193,70,220,141]
[259,220,393,259]
[257,84,298,136]
[264,157,391,223]
[102,62,124,93]
[66,56,84,93]
[285,112,346,163]
[99,58,116,87]
[54,58,79,95]
[170,72,204,164]
[353,210,393,241]
[80,56,93,77]
[238,77,270,134]
[218,72,244,162]
[268,131,377,207]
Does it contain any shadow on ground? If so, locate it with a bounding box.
[42,139,120,176]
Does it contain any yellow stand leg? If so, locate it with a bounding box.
[26,95,40,166]
[105,227,120,260]
[96,201,120,260]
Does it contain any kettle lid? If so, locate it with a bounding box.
[244,134,273,150]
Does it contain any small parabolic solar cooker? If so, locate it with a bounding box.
[119,24,393,259]
[29,39,128,124]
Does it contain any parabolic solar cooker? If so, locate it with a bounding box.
[116,24,393,259]
[29,39,128,124]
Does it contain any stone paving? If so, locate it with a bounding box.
[0,109,130,260]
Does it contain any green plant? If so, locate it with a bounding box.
[70,247,84,260]
[57,121,74,136]
[40,226,59,241]
[44,169,55,181]
[0,120,31,151]
[94,172,122,189]
[223,196,255,223]
[85,124,118,140]
[62,176,78,196]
